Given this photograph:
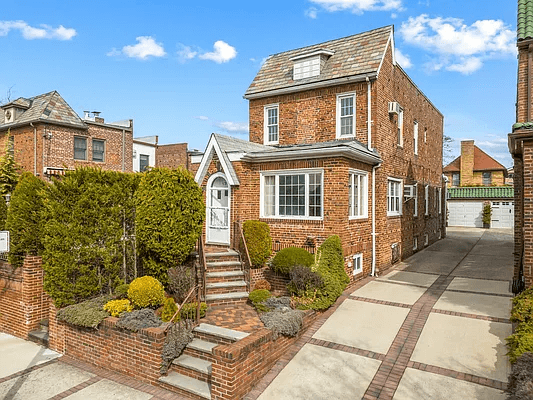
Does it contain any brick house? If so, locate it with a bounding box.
[509,0,533,288]
[193,26,445,293]
[0,91,133,179]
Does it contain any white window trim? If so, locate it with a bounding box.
[438,187,442,214]
[260,168,324,220]
[352,253,363,275]
[397,108,404,147]
[387,178,403,217]
[425,185,429,216]
[414,120,418,155]
[349,169,369,220]
[336,92,356,139]
[264,104,279,145]
[413,237,418,251]
[413,183,418,217]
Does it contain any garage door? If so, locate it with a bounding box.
[448,201,483,227]
[491,201,514,229]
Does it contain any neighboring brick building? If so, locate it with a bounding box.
[0,91,133,179]
[509,0,533,288]
[444,140,508,188]
[156,142,189,170]
[194,26,445,283]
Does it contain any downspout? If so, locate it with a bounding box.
[122,129,125,172]
[371,162,382,276]
[30,123,36,175]
[366,77,372,149]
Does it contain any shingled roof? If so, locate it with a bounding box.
[443,145,507,173]
[518,0,533,41]
[244,25,393,98]
[0,91,87,131]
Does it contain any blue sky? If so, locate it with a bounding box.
[1,0,516,167]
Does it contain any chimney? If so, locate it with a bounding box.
[460,140,475,186]
[92,111,104,124]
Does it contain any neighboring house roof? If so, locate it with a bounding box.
[0,91,87,131]
[448,187,514,199]
[443,146,506,173]
[195,133,382,187]
[244,25,393,98]
[518,0,533,41]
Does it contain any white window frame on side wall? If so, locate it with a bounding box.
[336,92,356,139]
[353,253,363,275]
[413,183,418,217]
[260,168,323,220]
[425,185,429,216]
[414,120,418,155]
[438,187,442,214]
[349,170,369,219]
[397,108,404,147]
[264,104,279,145]
[387,178,403,216]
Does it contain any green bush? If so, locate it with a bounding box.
[180,302,208,320]
[308,235,349,311]
[6,172,46,269]
[114,284,130,299]
[249,289,272,312]
[161,297,178,322]
[507,323,533,364]
[42,168,139,308]
[271,247,314,275]
[0,195,7,231]
[136,168,204,285]
[128,276,166,309]
[104,299,133,317]
[56,295,113,328]
[243,220,272,268]
[0,134,21,197]
[511,288,533,324]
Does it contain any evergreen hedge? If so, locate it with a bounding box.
[242,220,271,268]
[135,168,204,285]
[6,172,46,269]
[42,168,140,307]
[271,247,314,275]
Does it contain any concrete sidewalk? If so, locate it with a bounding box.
[250,227,513,400]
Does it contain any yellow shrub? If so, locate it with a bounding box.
[103,299,133,317]
[128,276,165,309]
[161,297,178,322]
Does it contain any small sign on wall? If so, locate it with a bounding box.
[0,231,10,253]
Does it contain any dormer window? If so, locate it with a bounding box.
[289,49,334,81]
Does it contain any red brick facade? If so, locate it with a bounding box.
[156,142,189,169]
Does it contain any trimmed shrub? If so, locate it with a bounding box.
[243,220,272,268]
[253,279,271,291]
[0,195,7,231]
[259,309,305,339]
[507,352,533,400]
[6,172,46,269]
[136,168,204,285]
[114,284,130,299]
[161,297,178,322]
[287,265,323,296]
[161,320,194,374]
[42,168,140,307]
[116,308,162,332]
[104,299,133,317]
[180,302,208,320]
[56,295,113,328]
[0,135,21,197]
[249,289,272,312]
[511,288,533,324]
[271,247,314,275]
[168,265,195,304]
[128,276,165,309]
[507,323,533,364]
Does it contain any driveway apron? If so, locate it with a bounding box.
[250,227,512,400]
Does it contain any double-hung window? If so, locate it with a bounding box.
[139,154,150,172]
[336,93,355,138]
[92,139,105,162]
[261,170,323,219]
[349,171,368,218]
[264,105,279,144]
[414,121,418,155]
[397,108,404,147]
[353,254,363,275]
[482,172,491,185]
[452,173,460,186]
[74,137,87,160]
[387,178,402,216]
[425,185,429,216]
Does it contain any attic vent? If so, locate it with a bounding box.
[289,49,334,81]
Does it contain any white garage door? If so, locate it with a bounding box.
[491,201,514,229]
[448,201,483,227]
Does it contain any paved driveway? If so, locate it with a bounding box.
[249,227,513,400]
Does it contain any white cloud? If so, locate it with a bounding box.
[305,7,319,19]
[199,40,237,63]
[214,121,248,134]
[177,44,197,62]
[119,36,166,60]
[0,20,76,40]
[395,48,412,68]
[194,116,209,121]
[309,0,402,14]
[399,15,515,74]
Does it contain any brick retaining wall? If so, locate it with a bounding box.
[250,266,290,295]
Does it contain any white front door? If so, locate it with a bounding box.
[207,173,231,244]
[491,201,514,228]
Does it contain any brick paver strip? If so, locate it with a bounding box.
[48,376,103,400]
[308,338,387,361]
[350,296,413,309]
[431,308,511,323]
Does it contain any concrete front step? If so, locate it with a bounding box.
[159,372,211,400]
[206,281,247,294]
[205,260,242,272]
[173,354,212,378]
[206,270,244,284]
[205,292,249,306]
[184,338,218,362]
[28,329,49,347]
[194,323,249,343]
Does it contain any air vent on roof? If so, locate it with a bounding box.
[4,109,14,124]
[389,102,401,115]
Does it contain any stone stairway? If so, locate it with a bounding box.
[204,249,249,306]
[28,319,49,347]
[158,323,249,399]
